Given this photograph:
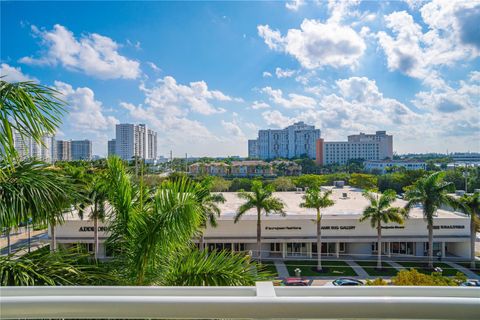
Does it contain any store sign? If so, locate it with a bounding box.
[381,226,405,229]
[434,225,465,229]
[321,226,356,230]
[79,226,109,232]
[265,226,302,230]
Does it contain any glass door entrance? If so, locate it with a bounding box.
[286,243,307,257]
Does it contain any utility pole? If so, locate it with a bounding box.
[185,153,188,172]
[170,150,173,172]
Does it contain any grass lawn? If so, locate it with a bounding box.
[259,261,278,278]
[285,260,357,277]
[398,261,464,276]
[457,261,480,276]
[355,261,398,277]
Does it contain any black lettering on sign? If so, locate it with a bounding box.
[79,226,109,232]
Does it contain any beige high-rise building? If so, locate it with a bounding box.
[13,130,54,163]
[56,140,72,161]
[317,131,393,165]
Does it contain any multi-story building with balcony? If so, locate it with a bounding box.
[317,131,393,165]
[248,122,321,160]
[71,140,92,161]
[56,140,72,161]
[13,130,55,163]
[114,123,157,161]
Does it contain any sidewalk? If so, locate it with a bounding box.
[345,260,369,278]
[273,260,290,278]
[0,228,47,249]
[443,261,480,280]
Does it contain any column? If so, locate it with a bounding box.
[307,243,312,258]
[441,242,445,258]
[282,243,287,259]
[231,242,235,253]
[387,242,391,257]
[335,242,340,258]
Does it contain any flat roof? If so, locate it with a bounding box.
[61,186,466,221]
[216,187,464,220]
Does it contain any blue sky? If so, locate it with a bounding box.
[2,0,479,157]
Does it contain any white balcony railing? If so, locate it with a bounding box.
[1,282,479,319]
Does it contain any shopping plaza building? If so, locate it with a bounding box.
[51,186,472,260]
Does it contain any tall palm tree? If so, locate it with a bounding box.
[195,183,226,251]
[458,192,480,269]
[300,187,334,271]
[0,80,65,165]
[360,189,406,270]
[79,174,108,260]
[404,172,460,268]
[234,181,285,261]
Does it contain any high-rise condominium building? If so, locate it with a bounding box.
[107,139,116,157]
[115,123,157,161]
[13,130,54,163]
[56,140,72,161]
[317,131,393,165]
[71,140,92,161]
[248,122,321,160]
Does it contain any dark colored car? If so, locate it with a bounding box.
[460,280,480,287]
[332,278,363,286]
[283,277,309,286]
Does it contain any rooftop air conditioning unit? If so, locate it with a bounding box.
[334,180,345,188]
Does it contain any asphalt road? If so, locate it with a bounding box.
[0,231,48,255]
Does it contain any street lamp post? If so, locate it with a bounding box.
[463,171,469,193]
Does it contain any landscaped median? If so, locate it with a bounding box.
[397,262,465,277]
[355,261,398,277]
[285,260,357,277]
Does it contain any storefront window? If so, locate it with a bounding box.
[286,243,307,256]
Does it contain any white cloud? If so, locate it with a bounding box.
[262,71,272,78]
[261,86,316,109]
[327,0,361,24]
[141,76,236,115]
[377,2,480,83]
[275,67,296,78]
[221,120,245,138]
[0,63,37,82]
[285,0,305,11]
[147,62,161,72]
[262,110,296,128]
[258,19,366,69]
[251,101,270,110]
[54,81,118,133]
[336,77,382,103]
[20,24,141,79]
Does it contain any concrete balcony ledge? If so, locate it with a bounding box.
[1,282,479,319]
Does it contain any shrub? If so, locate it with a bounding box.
[391,268,466,286]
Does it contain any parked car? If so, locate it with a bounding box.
[460,280,480,287]
[282,277,309,286]
[332,278,363,286]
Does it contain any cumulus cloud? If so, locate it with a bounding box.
[20,24,141,79]
[336,77,382,102]
[251,101,270,110]
[54,81,118,132]
[0,63,37,82]
[221,120,245,138]
[262,110,295,128]
[285,0,305,11]
[275,67,296,78]
[377,1,480,83]
[140,76,238,115]
[258,19,366,69]
[261,86,316,109]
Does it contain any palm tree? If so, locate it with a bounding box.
[404,172,460,268]
[458,192,480,269]
[195,182,226,251]
[0,160,74,253]
[234,181,285,261]
[104,157,270,286]
[0,80,65,165]
[300,187,334,271]
[360,189,406,270]
[79,174,108,260]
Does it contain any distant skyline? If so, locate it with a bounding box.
[2,1,479,157]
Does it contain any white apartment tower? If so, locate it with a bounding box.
[115,123,157,161]
[13,130,54,163]
[249,122,321,160]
